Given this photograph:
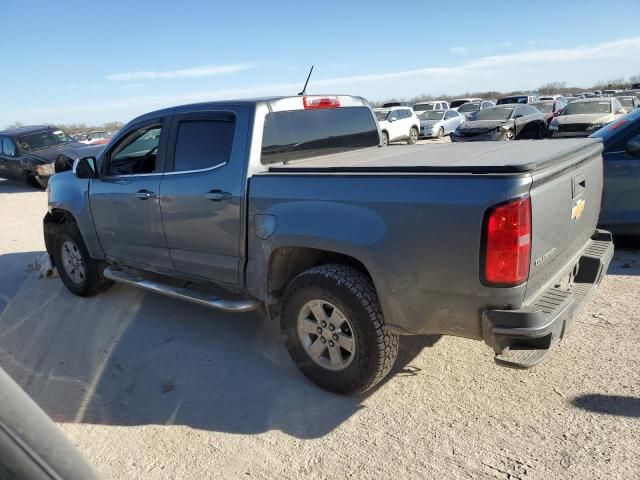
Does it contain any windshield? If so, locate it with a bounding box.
[413,103,434,112]
[458,103,480,113]
[473,107,514,121]
[531,102,554,114]
[497,96,527,105]
[17,130,74,153]
[375,110,389,121]
[450,100,469,108]
[618,98,635,110]
[561,101,612,115]
[419,111,445,121]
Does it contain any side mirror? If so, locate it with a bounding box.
[388,117,396,123]
[514,114,524,119]
[616,109,627,115]
[553,111,560,117]
[73,156,98,179]
[626,135,640,158]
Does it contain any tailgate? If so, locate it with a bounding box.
[525,140,604,301]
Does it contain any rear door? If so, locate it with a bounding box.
[89,118,172,269]
[159,108,248,285]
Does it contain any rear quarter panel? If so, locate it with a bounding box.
[247,173,532,338]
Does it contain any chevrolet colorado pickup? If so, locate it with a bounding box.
[44,95,614,394]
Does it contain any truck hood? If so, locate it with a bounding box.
[420,120,444,128]
[457,119,510,133]
[555,113,615,125]
[27,142,103,164]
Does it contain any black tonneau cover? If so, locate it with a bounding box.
[267,138,603,174]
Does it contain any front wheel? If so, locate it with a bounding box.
[281,264,399,395]
[503,129,514,141]
[437,127,444,139]
[381,131,389,146]
[54,222,113,297]
[407,127,418,144]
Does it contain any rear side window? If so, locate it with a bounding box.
[261,107,379,165]
[173,119,235,172]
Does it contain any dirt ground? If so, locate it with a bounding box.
[0,173,638,480]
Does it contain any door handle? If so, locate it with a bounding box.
[135,189,156,200]
[205,190,232,202]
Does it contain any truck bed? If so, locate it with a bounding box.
[267,138,603,174]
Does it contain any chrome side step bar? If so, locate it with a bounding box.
[103,267,261,313]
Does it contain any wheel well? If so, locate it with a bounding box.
[43,209,77,267]
[268,247,372,298]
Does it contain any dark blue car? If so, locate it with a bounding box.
[591,108,640,236]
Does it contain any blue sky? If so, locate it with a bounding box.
[3,0,640,126]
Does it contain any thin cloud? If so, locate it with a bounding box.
[449,46,469,55]
[106,63,255,81]
[9,37,640,126]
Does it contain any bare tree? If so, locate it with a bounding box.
[538,81,567,95]
[629,74,640,85]
[5,121,24,129]
[594,78,626,90]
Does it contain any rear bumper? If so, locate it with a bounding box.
[482,230,614,355]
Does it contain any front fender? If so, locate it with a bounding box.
[46,172,104,260]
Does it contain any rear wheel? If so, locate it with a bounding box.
[381,131,389,146]
[407,127,418,144]
[54,222,113,297]
[281,264,399,395]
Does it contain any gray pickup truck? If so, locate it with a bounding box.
[44,95,614,394]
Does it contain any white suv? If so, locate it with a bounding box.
[413,100,449,113]
[374,107,420,145]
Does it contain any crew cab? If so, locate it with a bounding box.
[44,95,613,394]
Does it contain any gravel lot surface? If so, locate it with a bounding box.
[0,170,638,479]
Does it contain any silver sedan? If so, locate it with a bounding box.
[418,109,465,138]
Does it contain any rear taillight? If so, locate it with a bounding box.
[483,197,531,286]
[303,96,340,109]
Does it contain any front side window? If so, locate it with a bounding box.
[107,124,162,176]
[2,136,17,156]
[173,119,235,172]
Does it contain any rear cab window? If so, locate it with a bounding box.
[261,106,379,165]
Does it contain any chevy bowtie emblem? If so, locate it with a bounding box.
[571,199,586,220]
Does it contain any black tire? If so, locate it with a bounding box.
[281,264,399,395]
[381,131,389,146]
[437,127,444,139]
[504,129,514,141]
[407,127,418,144]
[536,122,547,139]
[53,222,113,297]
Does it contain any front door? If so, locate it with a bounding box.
[159,109,247,285]
[89,118,173,269]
